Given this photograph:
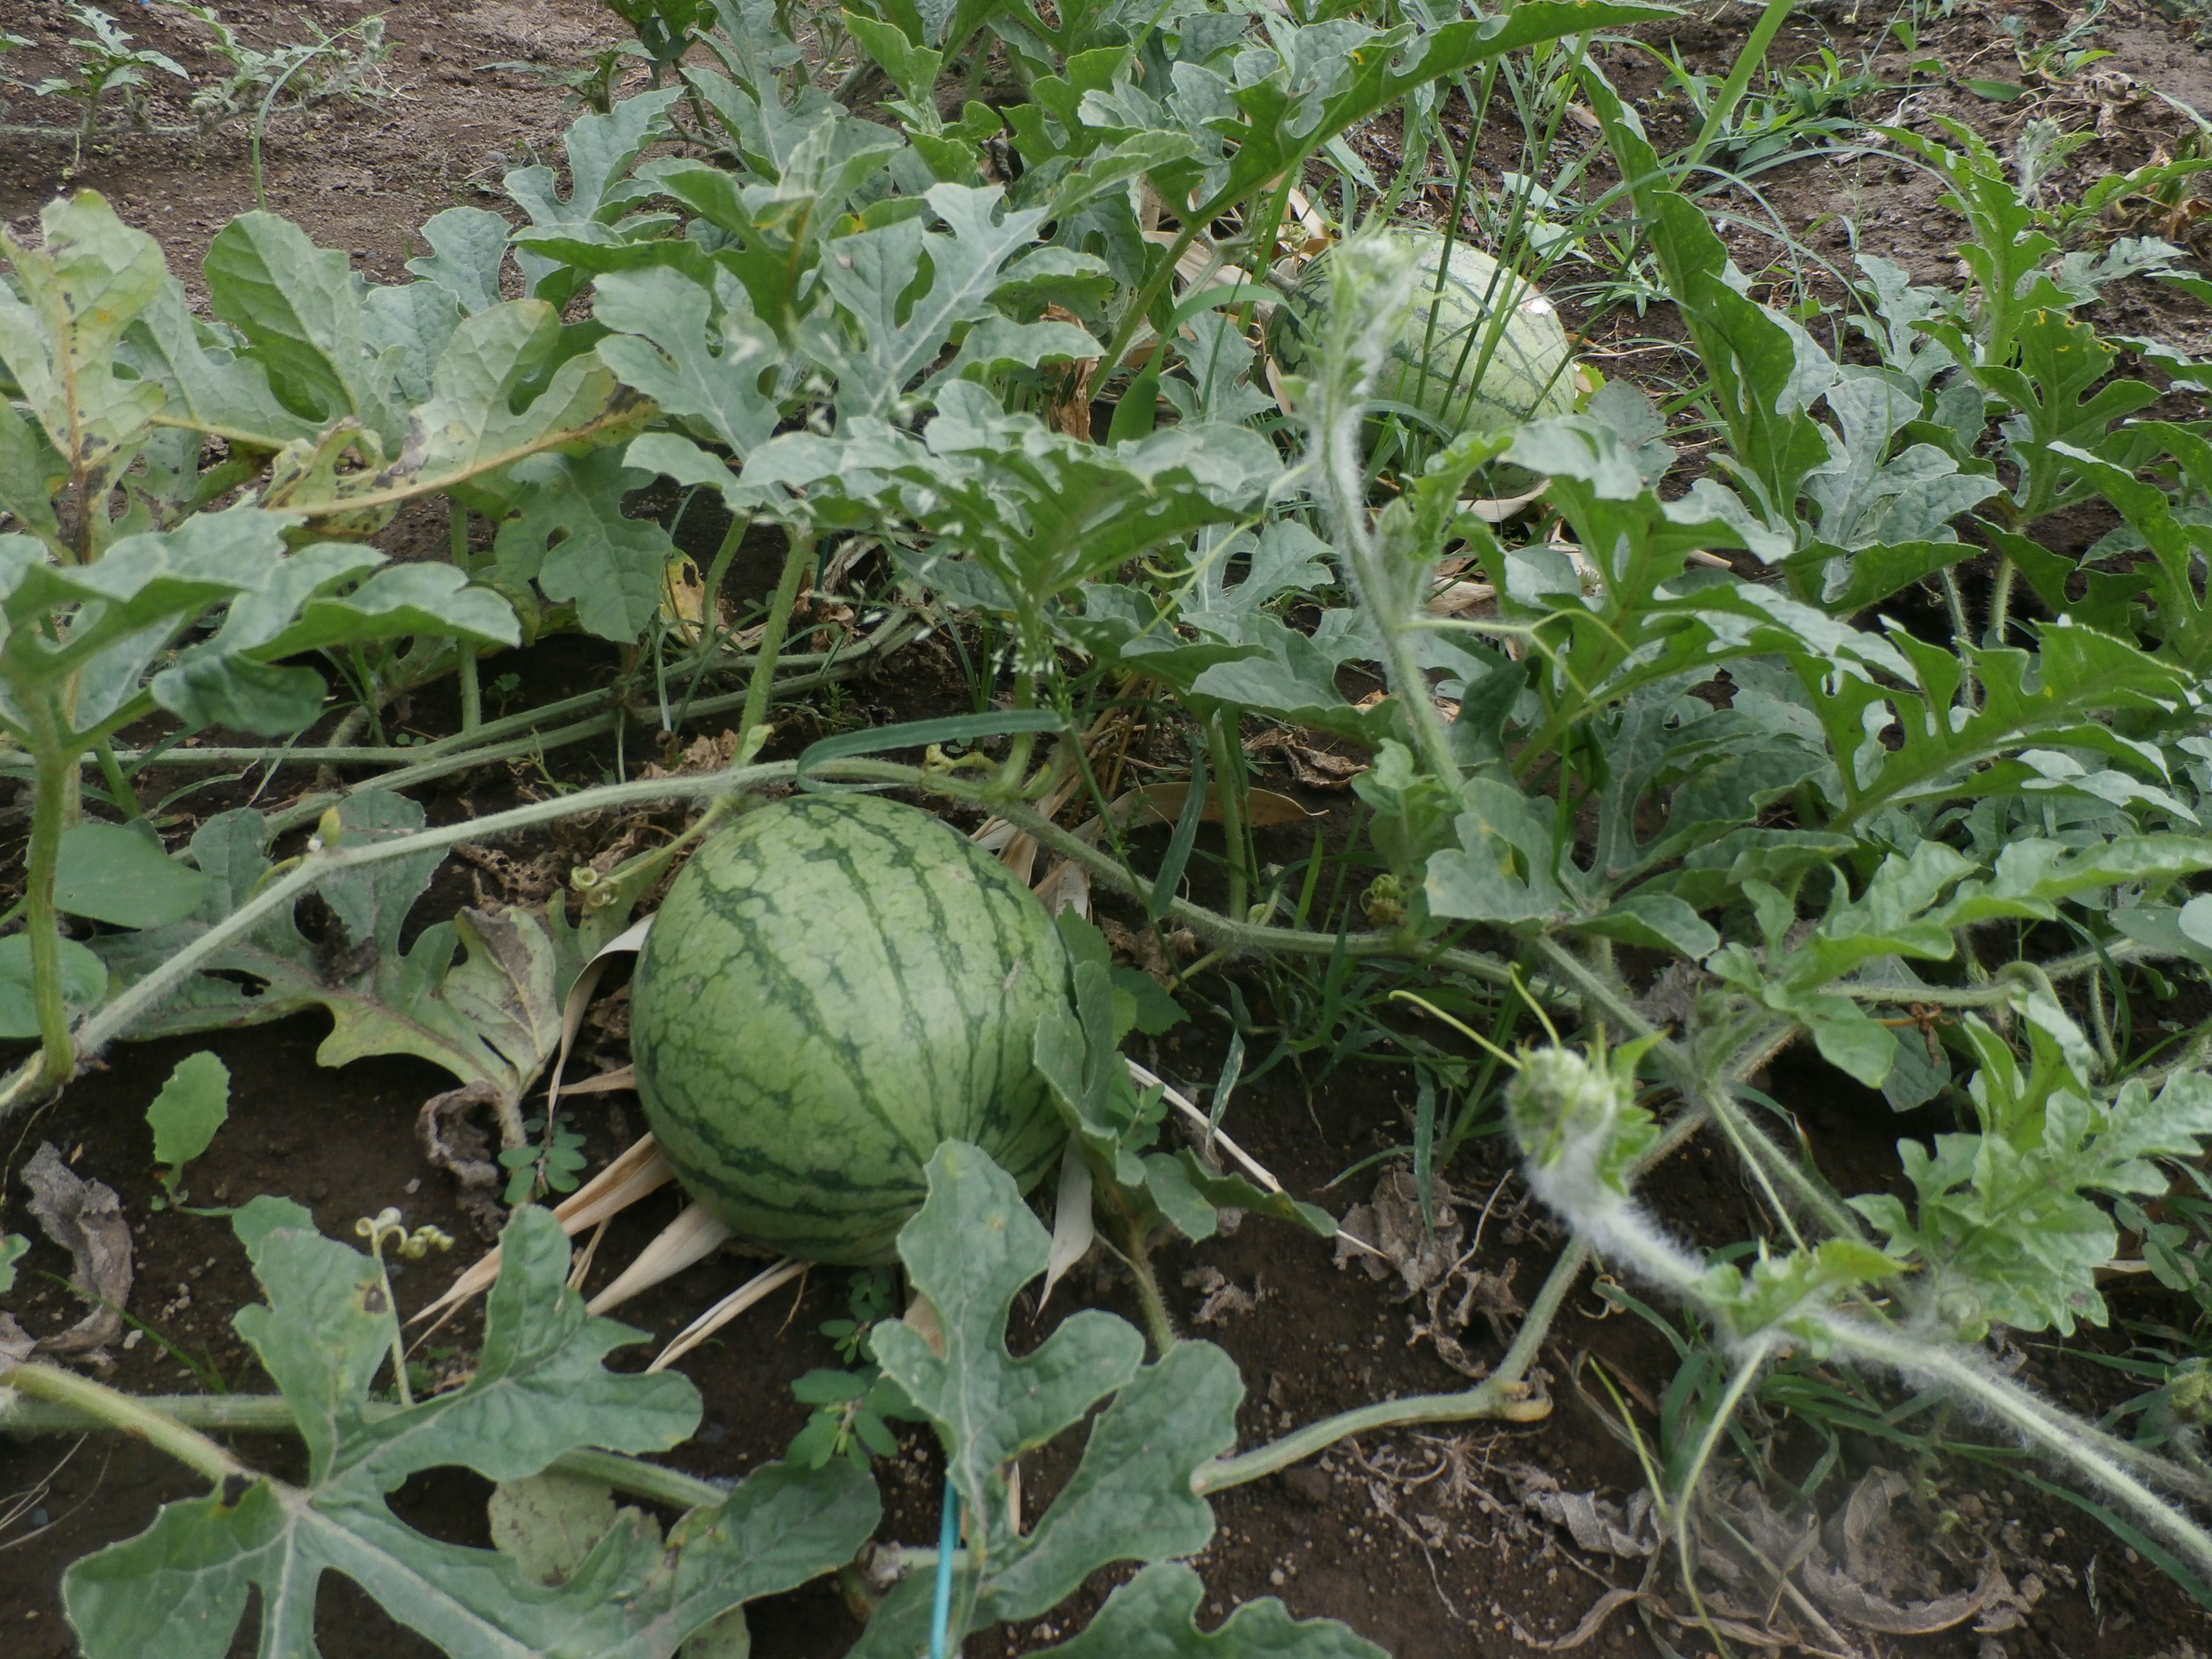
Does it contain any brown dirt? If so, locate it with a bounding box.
[3,1,2212,1657]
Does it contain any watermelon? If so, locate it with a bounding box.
[1270,228,1577,438]
[628,794,1069,1265]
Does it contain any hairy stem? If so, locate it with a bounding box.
[2,1361,250,1486]
[92,738,142,821]
[1837,1322,2212,1570]
[1985,554,2016,650]
[1120,1212,1178,1359]
[1938,566,1981,711]
[974,787,1526,992]
[1534,938,1864,1243]
[1206,709,1249,923]
[0,1386,729,1511]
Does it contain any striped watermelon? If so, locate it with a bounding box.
[1271,228,1577,437]
[628,794,1070,1265]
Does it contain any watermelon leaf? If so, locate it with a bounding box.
[89,793,633,1133]
[0,191,169,517]
[1036,1562,1387,1657]
[491,446,676,642]
[60,1204,878,1658]
[863,1143,1380,1654]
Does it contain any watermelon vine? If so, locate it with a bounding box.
[4,0,2212,1652]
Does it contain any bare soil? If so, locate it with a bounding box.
[3,2,2212,1657]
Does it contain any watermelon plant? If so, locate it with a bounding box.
[6,0,2212,1647]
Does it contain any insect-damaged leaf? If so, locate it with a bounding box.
[90,793,622,1128]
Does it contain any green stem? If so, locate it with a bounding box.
[1985,554,2016,650]
[1669,1343,1771,1574]
[1196,1239,1585,1493]
[1939,566,1979,710]
[24,740,77,1092]
[2086,963,2119,1075]
[2,1362,250,1485]
[1083,217,1202,405]
[0,757,813,1123]
[739,528,816,749]
[1673,0,1794,179]
[1534,938,1864,1244]
[1119,1210,1177,1359]
[1205,710,1249,923]
[84,615,913,775]
[92,736,142,821]
[1836,1323,2212,1573]
[1307,279,1460,785]
[457,643,482,735]
[257,621,919,836]
[0,1386,729,1511]
[976,789,1527,992]
[452,503,481,734]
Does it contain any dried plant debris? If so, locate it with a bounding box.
[1338,1165,1463,1296]
[1243,726,1367,789]
[1643,1468,2023,1656]
[20,1143,134,1360]
[1338,1163,1523,1378]
[1182,1265,1270,1323]
[416,1080,510,1238]
[1510,1466,1658,1558]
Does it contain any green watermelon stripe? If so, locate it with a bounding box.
[630,796,1070,1264]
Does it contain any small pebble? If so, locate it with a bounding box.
[405,1178,421,1194]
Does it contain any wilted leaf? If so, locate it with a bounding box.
[21,1142,133,1356]
[488,1470,623,1587]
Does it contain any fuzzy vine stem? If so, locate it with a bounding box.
[1826,1322,2212,1572]
[1108,1200,1178,1359]
[0,758,809,1123]
[3,747,1541,1120]
[1532,938,1868,1246]
[1,1361,251,1486]
[0,1384,729,1511]
[452,500,481,734]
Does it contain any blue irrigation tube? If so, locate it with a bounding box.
[930,1477,961,1659]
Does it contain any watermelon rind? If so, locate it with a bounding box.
[1271,228,1577,437]
[629,795,1070,1265]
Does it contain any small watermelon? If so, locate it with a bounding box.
[629,795,1070,1265]
[1271,228,1577,437]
